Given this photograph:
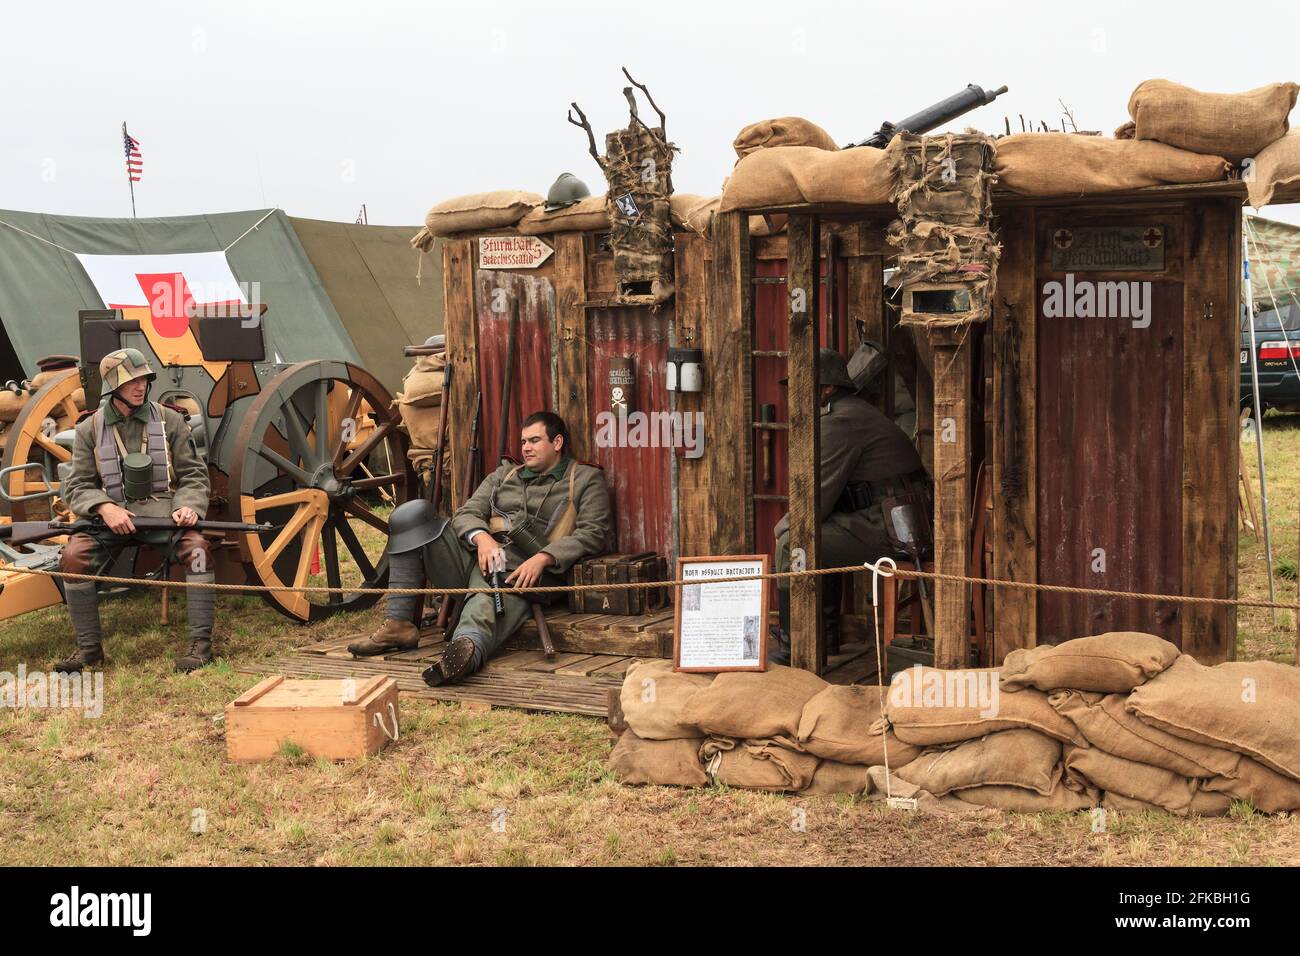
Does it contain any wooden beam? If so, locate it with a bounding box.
[990,205,1037,662]
[929,323,973,669]
[553,233,590,461]
[673,234,711,557]
[705,211,751,554]
[786,214,824,673]
[1181,199,1238,662]
[442,239,478,507]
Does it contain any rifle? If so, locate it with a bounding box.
[463,390,482,496]
[428,361,453,508]
[0,516,274,548]
[850,83,1009,149]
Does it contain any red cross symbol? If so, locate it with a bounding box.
[130,272,241,338]
[1142,228,1163,248]
[1053,228,1072,249]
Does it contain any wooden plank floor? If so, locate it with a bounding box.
[238,608,880,717]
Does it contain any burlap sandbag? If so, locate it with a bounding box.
[1247,129,1300,207]
[896,729,1063,797]
[398,363,445,409]
[517,194,609,235]
[1001,632,1179,694]
[1049,690,1239,779]
[669,194,721,237]
[1127,79,1299,163]
[886,666,1083,746]
[994,134,1230,196]
[1126,656,1300,781]
[803,759,873,796]
[954,782,1099,813]
[700,735,820,791]
[1102,790,1233,818]
[620,659,713,741]
[1204,755,1300,814]
[607,731,709,787]
[423,190,543,237]
[0,391,25,423]
[1064,746,1202,815]
[680,665,828,740]
[719,145,895,212]
[733,117,840,158]
[796,684,920,767]
[398,402,441,450]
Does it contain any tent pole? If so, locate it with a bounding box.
[1243,223,1277,625]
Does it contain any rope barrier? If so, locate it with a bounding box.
[3,558,1298,613]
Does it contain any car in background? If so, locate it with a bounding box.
[1241,302,1300,412]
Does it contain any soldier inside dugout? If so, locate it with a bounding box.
[54,348,216,674]
[770,347,930,665]
[349,411,613,685]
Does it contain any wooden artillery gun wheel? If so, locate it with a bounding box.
[1,368,83,521]
[229,361,414,623]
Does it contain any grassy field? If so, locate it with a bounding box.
[1,418,1298,867]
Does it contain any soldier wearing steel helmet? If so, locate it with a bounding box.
[53,348,214,674]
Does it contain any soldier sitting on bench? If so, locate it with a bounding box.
[348,411,613,685]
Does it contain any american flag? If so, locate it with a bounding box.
[124,129,143,183]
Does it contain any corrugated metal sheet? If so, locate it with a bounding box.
[474,270,555,472]
[586,307,673,558]
[1036,280,1184,644]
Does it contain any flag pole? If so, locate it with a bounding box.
[122,121,137,218]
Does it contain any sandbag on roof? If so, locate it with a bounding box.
[421,189,543,237]
[719,144,896,212]
[1248,130,1300,208]
[733,116,839,158]
[517,194,610,235]
[994,133,1230,196]
[1126,79,1299,164]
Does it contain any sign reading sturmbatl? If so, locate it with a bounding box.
[1051,226,1165,271]
[478,236,553,270]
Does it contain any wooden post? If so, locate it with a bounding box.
[553,233,590,461]
[674,234,711,557]
[990,205,1037,663]
[787,214,823,673]
[706,211,751,554]
[930,324,973,669]
[443,239,478,507]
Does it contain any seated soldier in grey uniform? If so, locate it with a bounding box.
[770,348,927,665]
[348,411,613,685]
[54,348,216,674]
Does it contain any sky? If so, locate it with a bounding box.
[2,0,1299,227]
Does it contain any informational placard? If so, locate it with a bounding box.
[1050,226,1165,271]
[477,236,553,270]
[674,555,769,672]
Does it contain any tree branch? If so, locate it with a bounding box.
[567,102,604,169]
[621,66,667,136]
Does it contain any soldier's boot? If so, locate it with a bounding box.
[348,619,420,657]
[421,633,480,687]
[176,572,215,673]
[54,582,104,674]
[768,589,792,666]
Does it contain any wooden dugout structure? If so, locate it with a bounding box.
[440,178,1259,676]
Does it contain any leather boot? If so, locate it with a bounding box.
[348,619,420,657]
[55,582,104,673]
[422,634,478,686]
[176,572,216,672]
[768,588,792,666]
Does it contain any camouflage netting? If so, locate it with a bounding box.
[887,131,1000,329]
[601,119,678,305]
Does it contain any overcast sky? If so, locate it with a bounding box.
[3,0,1298,227]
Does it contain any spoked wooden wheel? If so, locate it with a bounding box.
[229,361,413,623]
[1,368,84,520]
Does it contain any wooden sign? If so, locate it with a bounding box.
[674,555,770,672]
[1050,226,1164,271]
[478,236,553,270]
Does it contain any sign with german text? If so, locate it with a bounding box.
[1051,226,1165,271]
[478,236,553,270]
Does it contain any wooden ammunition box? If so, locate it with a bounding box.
[568,552,668,615]
[225,675,400,762]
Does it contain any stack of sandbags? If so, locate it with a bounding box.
[1122,79,1298,163]
[719,144,896,212]
[418,190,544,238]
[995,134,1230,196]
[1247,130,1300,207]
[395,349,446,451]
[608,660,713,787]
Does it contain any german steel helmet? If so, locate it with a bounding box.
[98,348,156,397]
[847,339,888,393]
[544,173,591,212]
[388,499,450,555]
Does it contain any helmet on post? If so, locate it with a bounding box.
[544,173,591,212]
[388,499,450,555]
[98,348,156,398]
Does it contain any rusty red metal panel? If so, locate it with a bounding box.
[474,270,555,472]
[586,307,672,558]
[1036,280,1183,645]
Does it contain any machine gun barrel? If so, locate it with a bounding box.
[854,83,1008,149]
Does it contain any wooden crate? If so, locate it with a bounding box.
[225,675,400,762]
[568,553,668,615]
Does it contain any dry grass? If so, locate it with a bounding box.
[1,425,1299,867]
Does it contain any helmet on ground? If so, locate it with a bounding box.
[388,499,450,555]
[544,173,591,212]
[98,348,156,398]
